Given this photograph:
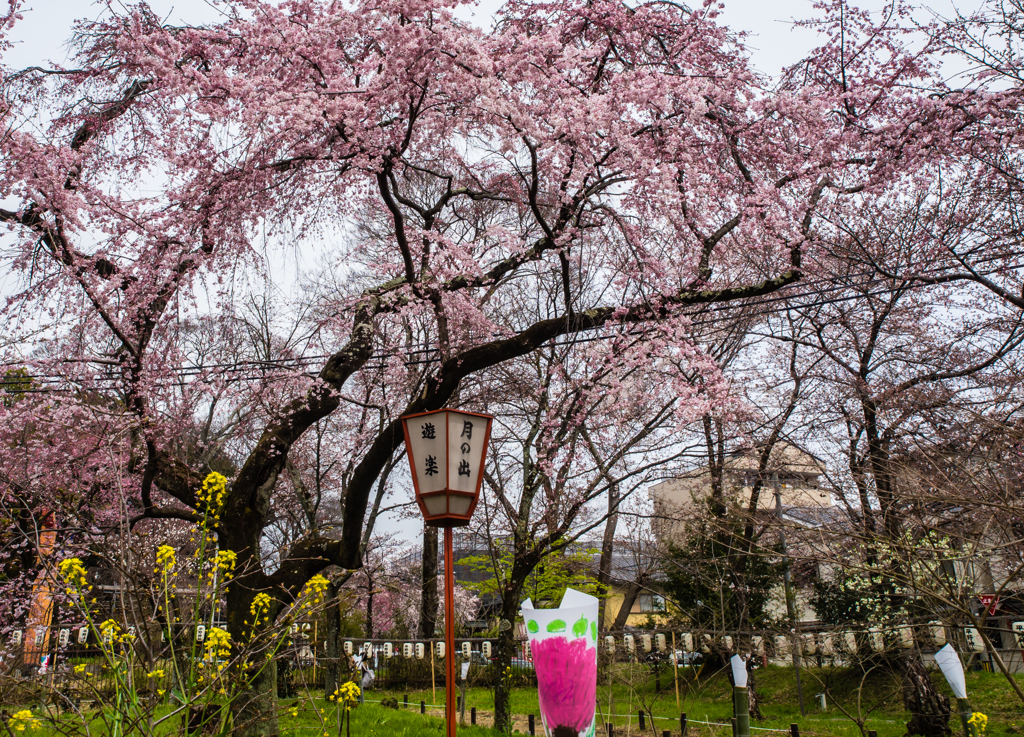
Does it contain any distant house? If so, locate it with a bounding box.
[649,442,831,544]
[598,548,669,631]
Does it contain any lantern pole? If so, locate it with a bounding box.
[444,526,457,737]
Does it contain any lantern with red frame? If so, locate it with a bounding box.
[401,409,492,527]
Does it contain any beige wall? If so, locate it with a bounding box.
[650,445,831,543]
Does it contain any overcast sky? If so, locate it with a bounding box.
[4,0,972,80]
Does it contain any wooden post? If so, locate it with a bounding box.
[430,635,437,706]
[672,631,681,711]
[312,621,318,685]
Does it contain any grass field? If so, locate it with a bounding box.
[9,663,1024,736]
[276,662,1024,737]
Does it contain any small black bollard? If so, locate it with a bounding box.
[791,724,800,737]
[732,717,738,737]
[471,707,477,726]
[457,695,462,711]
[528,714,535,736]
[404,694,408,708]
[663,732,671,737]
[607,723,614,737]
[421,700,426,714]
[639,711,646,731]
[681,713,688,736]
[868,732,877,737]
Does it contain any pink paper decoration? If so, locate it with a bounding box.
[532,636,598,736]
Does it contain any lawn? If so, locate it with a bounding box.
[8,663,1023,736]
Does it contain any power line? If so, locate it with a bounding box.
[2,254,1023,394]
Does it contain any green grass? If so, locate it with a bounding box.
[10,663,1024,736]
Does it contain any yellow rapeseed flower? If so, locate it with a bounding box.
[197,472,228,523]
[299,574,330,611]
[155,545,176,573]
[210,549,236,581]
[9,709,40,732]
[58,558,89,596]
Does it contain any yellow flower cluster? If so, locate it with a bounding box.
[197,472,228,523]
[146,669,165,679]
[73,664,87,674]
[969,712,988,734]
[249,592,273,627]
[155,545,176,574]
[58,558,89,597]
[210,549,236,581]
[8,710,40,732]
[99,619,128,645]
[329,681,361,711]
[205,626,232,666]
[300,574,330,610]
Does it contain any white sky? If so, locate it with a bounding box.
[4,0,970,79]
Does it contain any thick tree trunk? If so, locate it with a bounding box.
[901,651,951,737]
[222,516,284,737]
[493,594,521,734]
[418,525,439,639]
[324,581,341,699]
[612,582,642,632]
[233,657,279,737]
[596,483,619,631]
[224,580,280,737]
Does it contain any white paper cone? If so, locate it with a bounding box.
[731,655,748,687]
[522,588,599,737]
[934,644,967,699]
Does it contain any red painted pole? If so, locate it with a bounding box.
[444,526,457,737]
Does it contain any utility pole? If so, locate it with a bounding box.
[773,473,806,717]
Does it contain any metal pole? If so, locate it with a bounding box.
[774,474,806,717]
[444,526,457,737]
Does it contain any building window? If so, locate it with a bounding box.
[634,594,665,613]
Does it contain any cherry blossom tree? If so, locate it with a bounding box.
[0,0,960,732]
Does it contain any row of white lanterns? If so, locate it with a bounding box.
[342,640,493,660]
[10,622,1023,654]
[9,624,140,647]
[596,623,1024,656]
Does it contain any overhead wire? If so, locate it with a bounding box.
[2,251,1023,394]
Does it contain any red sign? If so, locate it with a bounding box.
[979,595,999,615]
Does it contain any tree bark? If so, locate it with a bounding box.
[612,582,642,631]
[901,651,951,737]
[493,592,522,733]
[324,581,341,699]
[233,657,279,737]
[596,482,620,631]
[418,525,439,639]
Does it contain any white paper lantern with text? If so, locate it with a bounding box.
[402,409,493,527]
